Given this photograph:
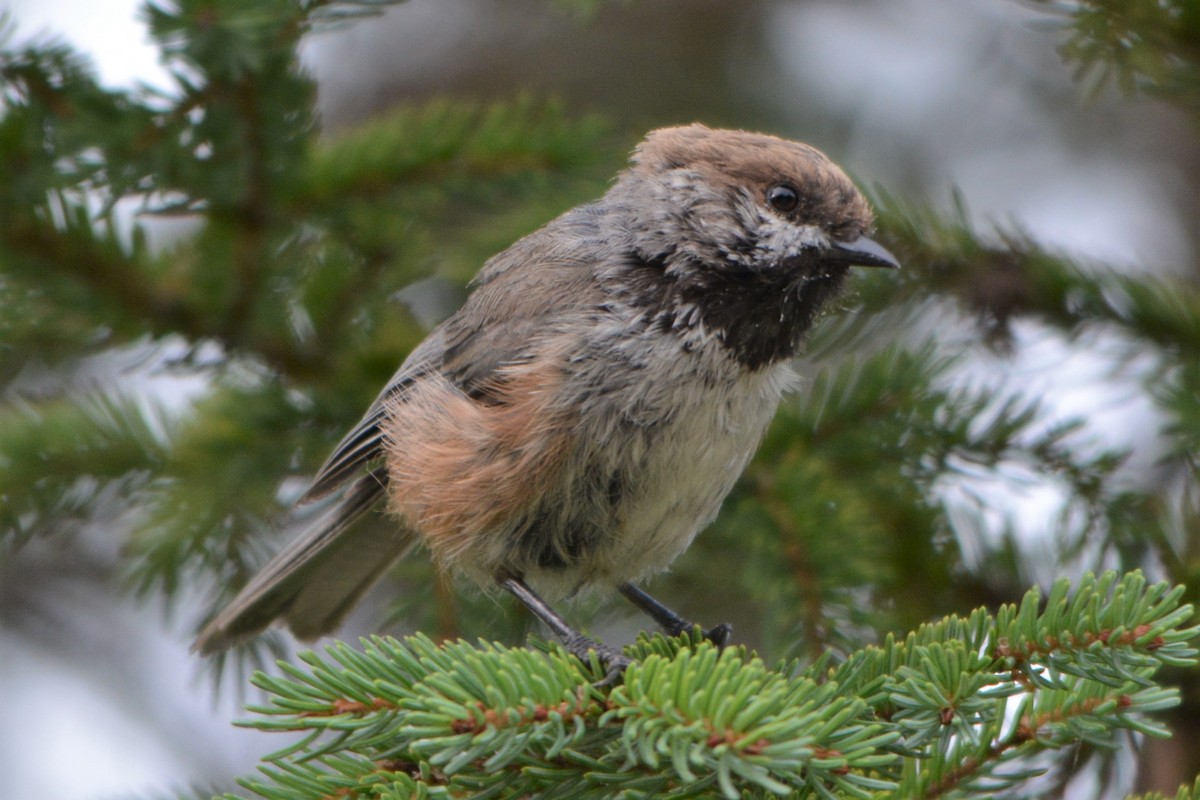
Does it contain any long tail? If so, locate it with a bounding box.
[193,468,412,654]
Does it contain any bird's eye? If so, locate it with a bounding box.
[766,184,800,213]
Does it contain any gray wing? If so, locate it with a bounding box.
[298,221,607,504]
[297,329,447,504]
[193,317,528,652]
[193,465,393,653]
[194,213,608,652]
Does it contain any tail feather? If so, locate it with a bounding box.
[194,469,411,654]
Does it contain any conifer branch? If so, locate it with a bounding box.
[227,572,1198,800]
[866,191,1200,357]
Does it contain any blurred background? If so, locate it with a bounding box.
[2,0,1198,798]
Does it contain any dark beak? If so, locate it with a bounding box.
[825,236,900,270]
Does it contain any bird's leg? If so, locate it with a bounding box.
[618,582,732,647]
[501,575,631,685]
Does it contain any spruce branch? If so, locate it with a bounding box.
[1025,0,1200,118]
[0,388,168,550]
[296,97,607,207]
[227,572,1198,800]
[866,189,1200,357]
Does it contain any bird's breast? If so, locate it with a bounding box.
[518,331,796,597]
[599,357,793,578]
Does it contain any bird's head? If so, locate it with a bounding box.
[611,124,898,369]
[625,123,897,275]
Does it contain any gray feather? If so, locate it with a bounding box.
[298,330,447,505]
[194,468,404,653]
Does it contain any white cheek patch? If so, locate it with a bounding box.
[724,194,830,267]
[754,215,828,260]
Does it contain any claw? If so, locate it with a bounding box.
[566,634,632,686]
[702,623,733,649]
[592,652,633,688]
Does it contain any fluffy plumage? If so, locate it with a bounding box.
[195,124,896,654]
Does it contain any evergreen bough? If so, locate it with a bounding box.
[232,572,1197,799]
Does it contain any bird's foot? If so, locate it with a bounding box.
[666,620,733,649]
[565,633,632,687]
[700,622,733,648]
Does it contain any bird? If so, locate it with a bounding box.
[194,123,898,677]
